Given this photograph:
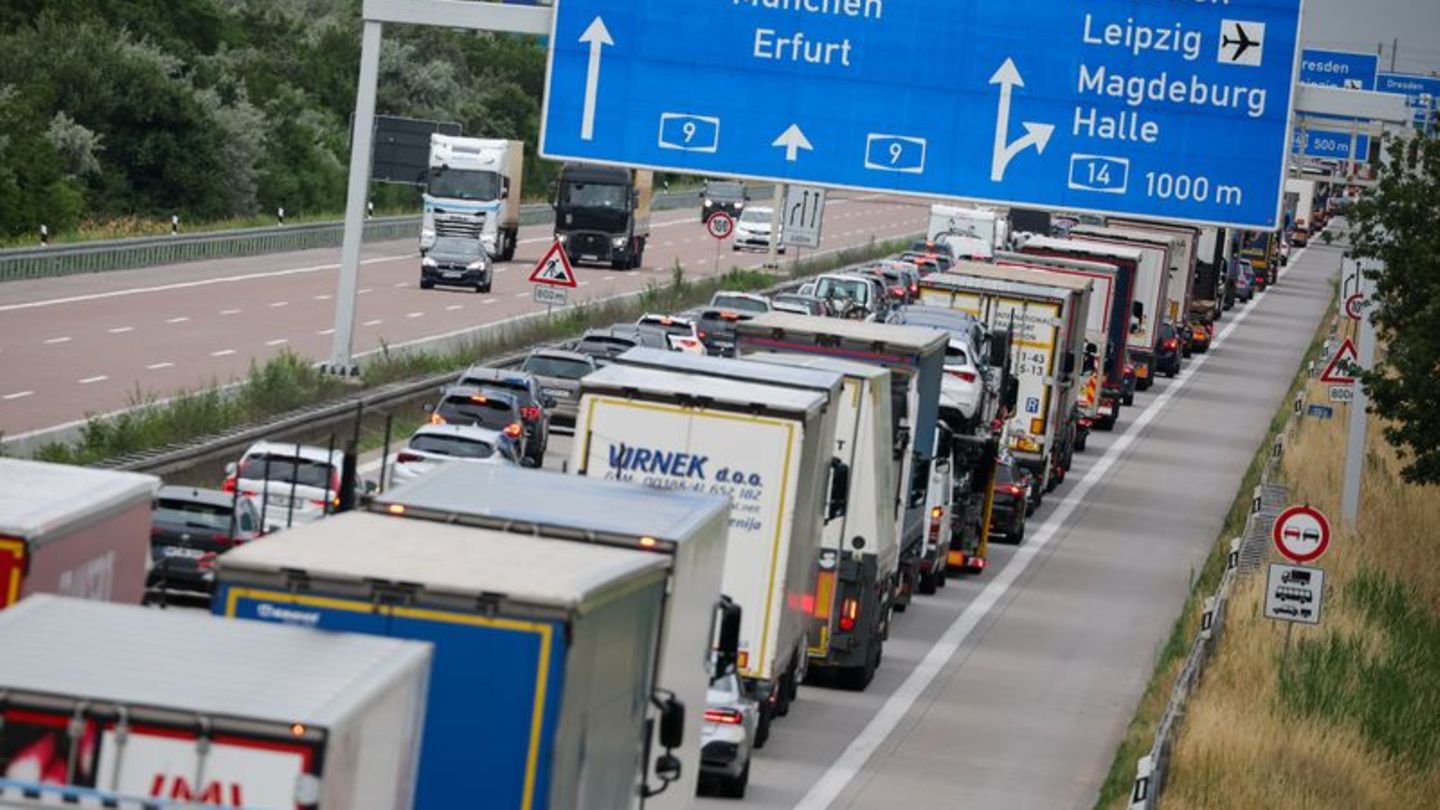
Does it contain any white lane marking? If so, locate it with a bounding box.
[393,281,408,288]
[0,254,405,313]
[446,304,464,311]
[316,328,335,336]
[363,319,383,327]
[77,375,109,385]
[43,336,72,344]
[209,349,236,357]
[603,276,615,282]
[2,390,35,401]
[165,316,190,324]
[220,309,241,316]
[406,311,424,319]
[146,362,175,370]
[265,338,289,347]
[269,301,288,308]
[483,299,498,305]
[515,293,529,298]
[578,281,591,287]
[313,294,332,301]
[108,326,134,334]
[358,287,373,295]
[794,268,1276,809]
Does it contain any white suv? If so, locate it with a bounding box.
[224,442,346,533]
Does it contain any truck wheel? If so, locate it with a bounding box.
[1075,431,1088,452]
[1122,392,1135,406]
[936,560,949,588]
[720,760,750,798]
[753,706,772,749]
[500,230,517,262]
[775,674,792,717]
[918,569,938,595]
[631,239,646,269]
[837,643,877,691]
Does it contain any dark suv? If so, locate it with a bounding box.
[455,366,553,466]
[429,385,531,464]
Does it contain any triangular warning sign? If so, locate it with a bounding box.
[1320,338,1359,384]
[528,241,578,288]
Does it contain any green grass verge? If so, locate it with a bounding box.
[27,237,910,466]
[1092,289,1338,810]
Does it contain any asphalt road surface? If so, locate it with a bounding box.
[0,195,927,438]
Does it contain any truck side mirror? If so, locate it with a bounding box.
[1063,352,1077,377]
[826,458,851,521]
[657,694,685,750]
[714,597,742,675]
[1132,300,1145,320]
[422,402,435,413]
[502,177,511,195]
[1002,377,1020,411]
[936,429,954,459]
[988,331,1010,368]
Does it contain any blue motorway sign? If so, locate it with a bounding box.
[1292,128,1369,161]
[1298,49,1377,90]
[1377,72,1440,129]
[540,0,1304,229]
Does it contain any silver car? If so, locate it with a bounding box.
[699,672,759,798]
[389,424,519,487]
[519,349,598,428]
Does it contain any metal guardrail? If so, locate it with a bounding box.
[0,188,717,282]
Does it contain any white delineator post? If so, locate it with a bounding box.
[327,20,383,375]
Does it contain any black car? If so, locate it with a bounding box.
[989,461,1030,543]
[701,180,749,220]
[421,236,493,293]
[693,309,755,356]
[1155,322,1183,378]
[454,366,553,466]
[569,325,672,363]
[429,385,531,463]
[147,486,261,602]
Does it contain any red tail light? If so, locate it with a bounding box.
[1003,485,1025,497]
[1163,339,1178,351]
[504,422,524,439]
[211,533,237,546]
[910,283,919,294]
[520,405,542,422]
[704,708,744,725]
[197,552,219,572]
[395,451,423,464]
[947,369,977,383]
[221,476,237,493]
[429,413,446,425]
[838,597,859,632]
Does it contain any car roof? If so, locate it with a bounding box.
[411,423,506,442]
[529,347,593,363]
[459,365,532,384]
[156,486,235,509]
[243,442,342,464]
[439,384,520,404]
[637,313,695,326]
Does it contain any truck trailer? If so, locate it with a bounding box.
[0,459,159,612]
[1065,226,1174,391]
[216,513,673,810]
[554,163,653,269]
[734,314,947,612]
[370,443,734,803]
[421,135,524,260]
[0,595,430,810]
[571,364,833,740]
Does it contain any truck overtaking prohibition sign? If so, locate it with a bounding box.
[1272,504,1331,563]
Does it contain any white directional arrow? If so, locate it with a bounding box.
[579,17,613,141]
[772,124,814,162]
[989,58,1055,182]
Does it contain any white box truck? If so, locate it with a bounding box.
[927,204,1007,258]
[1066,225,1174,391]
[370,462,732,804]
[746,353,898,690]
[1105,219,1201,329]
[217,513,673,810]
[0,594,430,810]
[572,364,832,739]
[919,265,1087,500]
[421,134,524,260]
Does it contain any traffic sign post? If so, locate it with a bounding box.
[705,211,735,275]
[781,185,826,250]
[529,241,580,288]
[1319,338,1359,386]
[540,0,1304,229]
[1273,505,1331,564]
[1265,563,1325,626]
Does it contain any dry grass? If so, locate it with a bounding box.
[1160,362,1440,808]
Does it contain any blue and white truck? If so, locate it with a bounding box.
[369,463,731,807]
[215,512,675,810]
[735,313,947,611]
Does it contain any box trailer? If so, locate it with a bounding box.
[370,462,730,806]
[745,353,898,689]
[918,267,1085,498]
[216,513,671,810]
[0,594,429,810]
[0,459,159,611]
[1065,226,1175,390]
[1191,226,1230,321]
[571,364,831,734]
[734,313,947,611]
[1104,219,1201,327]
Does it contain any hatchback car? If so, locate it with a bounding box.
[421,236,492,292]
[989,460,1031,543]
[389,424,519,486]
[569,325,672,363]
[694,308,755,356]
[224,442,348,532]
[635,313,706,354]
[1233,266,1256,302]
[709,291,771,314]
[148,486,260,602]
[455,366,553,466]
[1155,323,1183,378]
[520,349,597,427]
[427,386,529,463]
[699,671,759,798]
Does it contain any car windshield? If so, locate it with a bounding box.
[739,207,772,225]
[459,375,530,401]
[409,433,496,459]
[238,455,335,489]
[712,294,769,314]
[561,182,628,208]
[996,463,1022,484]
[153,498,231,531]
[638,317,694,337]
[945,343,971,366]
[576,335,638,356]
[706,181,745,201]
[815,277,872,305]
[1160,323,1176,340]
[431,237,483,259]
[437,395,515,429]
[522,354,592,379]
[428,168,502,201]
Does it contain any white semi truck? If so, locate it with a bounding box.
[927,204,1009,258]
[572,364,837,743]
[420,134,524,260]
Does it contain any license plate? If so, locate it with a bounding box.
[580,254,599,262]
[543,388,571,399]
[163,547,205,559]
[1099,405,1114,416]
[444,271,463,278]
[268,495,291,508]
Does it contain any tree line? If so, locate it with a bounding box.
[0,0,553,239]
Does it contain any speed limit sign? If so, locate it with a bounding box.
[705,212,735,240]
